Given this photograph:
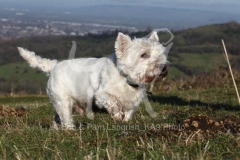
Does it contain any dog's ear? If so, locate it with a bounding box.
[148,31,159,41]
[115,32,131,57]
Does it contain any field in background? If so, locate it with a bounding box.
[0,52,235,94]
[0,62,47,83]
[1,22,240,94]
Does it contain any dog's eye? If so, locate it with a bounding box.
[141,53,149,58]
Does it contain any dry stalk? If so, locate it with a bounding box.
[222,39,240,105]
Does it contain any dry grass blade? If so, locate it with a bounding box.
[222,39,240,106]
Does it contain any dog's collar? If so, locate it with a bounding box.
[127,80,139,88]
[119,68,139,88]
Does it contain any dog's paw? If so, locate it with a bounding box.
[149,112,157,118]
[50,121,59,130]
[123,116,132,122]
[86,112,95,120]
[113,112,125,121]
[62,124,76,130]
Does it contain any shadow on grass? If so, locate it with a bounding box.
[148,95,240,111]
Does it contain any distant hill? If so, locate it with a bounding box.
[1,22,240,63]
[0,34,116,65]
[170,21,240,74]
[172,21,240,55]
[0,5,239,30]
[69,5,240,29]
[0,22,239,93]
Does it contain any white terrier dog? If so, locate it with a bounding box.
[18,32,168,129]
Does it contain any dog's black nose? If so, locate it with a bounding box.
[159,64,168,78]
[161,65,167,72]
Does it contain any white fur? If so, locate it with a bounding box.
[18,47,57,74]
[17,32,167,129]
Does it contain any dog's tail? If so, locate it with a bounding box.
[17,47,58,74]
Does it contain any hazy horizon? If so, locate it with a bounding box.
[0,0,239,30]
[0,0,239,15]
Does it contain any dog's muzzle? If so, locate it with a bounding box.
[144,65,168,83]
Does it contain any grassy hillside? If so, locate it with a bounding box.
[0,22,240,93]
[0,51,235,93]
[0,62,47,83]
[0,62,48,94]
[172,21,240,55]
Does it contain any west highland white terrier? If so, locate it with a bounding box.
[17,32,168,129]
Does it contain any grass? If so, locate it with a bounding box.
[173,53,233,73]
[167,66,187,79]
[0,87,240,159]
[0,62,47,83]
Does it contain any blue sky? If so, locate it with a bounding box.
[0,0,239,14]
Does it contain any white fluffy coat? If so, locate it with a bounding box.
[18,32,167,129]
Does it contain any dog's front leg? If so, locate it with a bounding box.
[95,92,125,121]
[85,98,94,120]
[123,108,137,122]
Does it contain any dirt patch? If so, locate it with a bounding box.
[222,115,240,133]
[180,115,240,134]
[181,115,222,135]
[0,106,28,118]
[149,115,240,139]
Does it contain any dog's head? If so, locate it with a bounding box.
[115,32,169,85]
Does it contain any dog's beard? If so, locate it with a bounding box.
[118,59,168,85]
[141,65,168,84]
[133,68,160,84]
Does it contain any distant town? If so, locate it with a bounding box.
[1,4,239,40]
[0,18,139,40]
[0,7,140,40]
